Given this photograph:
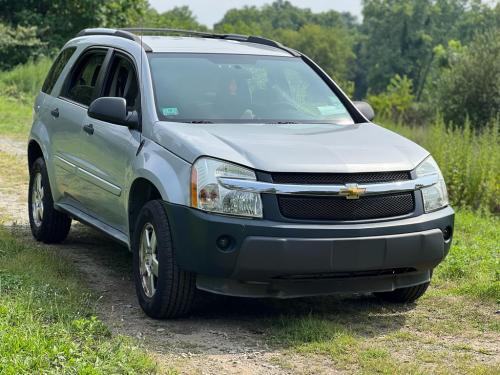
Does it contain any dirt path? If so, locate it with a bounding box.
[0,137,498,374]
[0,137,28,224]
[0,137,26,157]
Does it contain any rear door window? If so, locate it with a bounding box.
[41,47,76,95]
[64,50,107,106]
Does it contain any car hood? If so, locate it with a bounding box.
[152,122,429,173]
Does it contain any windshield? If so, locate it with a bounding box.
[148,53,354,125]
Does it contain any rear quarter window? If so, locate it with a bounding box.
[41,47,77,95]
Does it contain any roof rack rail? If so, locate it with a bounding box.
[120,27,300,56]
[76,28,153,52]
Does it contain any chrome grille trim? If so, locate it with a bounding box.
[218,173,438,197]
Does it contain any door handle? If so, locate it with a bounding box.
[51,108,59,118]
[83,123,94,135]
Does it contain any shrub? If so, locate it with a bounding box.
[0,23,45,70]
[367,75,417,123]
[435,30,500,128]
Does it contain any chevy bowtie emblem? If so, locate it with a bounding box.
[339,184,366,199]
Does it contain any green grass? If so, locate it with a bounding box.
[0,95,33,137]
[433,211,499,300]
[0,57,52,99]
[0,228,157,374]
[0,58,51,137]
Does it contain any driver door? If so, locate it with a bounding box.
[77,51,141,233]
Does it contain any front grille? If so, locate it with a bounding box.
[271,171,414,221]
[278,193,415,221]
[271,171,411,184]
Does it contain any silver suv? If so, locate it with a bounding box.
[28,28,454,318]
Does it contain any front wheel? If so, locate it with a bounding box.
[28,157,71,243]
[374,281,430,303]
[132,200,196,319]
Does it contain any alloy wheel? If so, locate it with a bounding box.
[31,172,44,227]
[139,223,159,298]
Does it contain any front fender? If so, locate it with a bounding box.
[128,138,191,206]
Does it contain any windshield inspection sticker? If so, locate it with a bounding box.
[162,107,179,116]
[317,104,347,116]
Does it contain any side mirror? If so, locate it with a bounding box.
[353,101,375,121]
[88,97,139,128]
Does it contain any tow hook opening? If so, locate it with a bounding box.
[216,235,235,252]
[442,226,453,242]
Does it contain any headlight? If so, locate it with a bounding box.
[191,157,263,218]
[415,156,449,212]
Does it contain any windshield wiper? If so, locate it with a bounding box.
[186,120,214,124]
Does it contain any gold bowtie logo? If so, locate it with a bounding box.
[339,184,366,199]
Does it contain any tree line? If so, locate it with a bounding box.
[0,0,498,127]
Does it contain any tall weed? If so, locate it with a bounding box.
[385,117,499,213]
[0,57,52,99]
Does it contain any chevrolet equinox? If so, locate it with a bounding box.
[28,28,454,318]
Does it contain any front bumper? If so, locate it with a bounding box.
[164,203,454,297]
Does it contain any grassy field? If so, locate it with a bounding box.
[0,58,51,138]
[0,96,33,137]
[0,228,157,374]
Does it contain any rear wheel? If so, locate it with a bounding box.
[28,157,71,243]
[132,200,196,319]
[375,281,430,303]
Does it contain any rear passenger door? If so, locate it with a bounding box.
[52,48,110,209]
[46,48,109,206]
[77,50,141,232]
[37,46,77,202]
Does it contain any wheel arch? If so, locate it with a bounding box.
[27,139,45,170]
[128,177,163,238]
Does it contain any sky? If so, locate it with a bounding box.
[149,0,363,27]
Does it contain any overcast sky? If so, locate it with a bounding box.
[149,0,363,27]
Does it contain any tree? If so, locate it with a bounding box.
[435,30,500,128]
[214,0,357,34]
[0,0,149,50]
[1,0,100,49]
[276,25,356,87]
[213,1,358,91]
[99,0,149,28]
[0,23,44,69]
[144,6,207,30]
[357,0,498,99]
[367,74,415,121]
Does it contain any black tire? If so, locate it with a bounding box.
[132,200,196,319]
[28,157,71,243]
[375,281,430,303]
